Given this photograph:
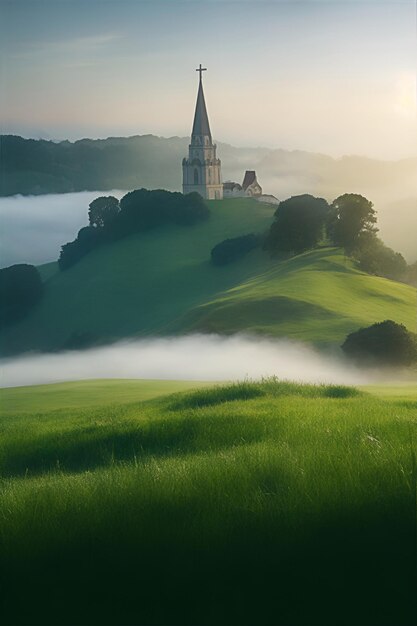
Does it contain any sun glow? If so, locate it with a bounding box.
[394,72,416,119]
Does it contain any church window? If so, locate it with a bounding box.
[194,169,199,185]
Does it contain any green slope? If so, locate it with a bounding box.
[1,380,416,624]
[0,198,415,354]
[174,247,416,343]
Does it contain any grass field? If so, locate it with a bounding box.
[0,379,214,414]
[0,378,416,625]
[1,198,415,354]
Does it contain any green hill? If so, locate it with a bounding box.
[1,198,415,355]
[174,247,416,343]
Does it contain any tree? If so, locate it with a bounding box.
[117,189,209,234]
[58,189,210,271]
[328,194,377,251]
[405,261,417,287]
[353,232,407,281]
[264,194,329,254]
[58,226,100,270]
[211,234,259,266]
[341,320,417,366]
[0,264,44,327]
[88,196,120,229]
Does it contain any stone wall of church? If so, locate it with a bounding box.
[182,138,223,200]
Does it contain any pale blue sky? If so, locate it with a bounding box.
[1,0,416,158]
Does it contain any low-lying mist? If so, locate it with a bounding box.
[224,150,417,263]
[0,334,398,388]
[1,148,416,269]
[0,191,126,267]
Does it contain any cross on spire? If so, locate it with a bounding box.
[196,64,207,81]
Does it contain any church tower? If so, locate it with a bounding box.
[182,65,223,200]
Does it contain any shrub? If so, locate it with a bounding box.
[341,320,417,366]
[211,234,259,266]
[0,264,43,327]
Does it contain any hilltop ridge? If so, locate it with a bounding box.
[0,198,414,356]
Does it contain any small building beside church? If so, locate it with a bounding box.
[223,171,263,198]
[242,170,262,196]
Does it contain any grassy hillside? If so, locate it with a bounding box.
[0,378,416,625]
[0,379,214,414]
[174,247,416,342]
[1,197,415,354]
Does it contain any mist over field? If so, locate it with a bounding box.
[0,334,392,388]
[0,191,126,268]
[1,147,415,269]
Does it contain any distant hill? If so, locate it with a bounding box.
[1,134,416,200]
[1,198,414,356]
[2,134,416,261]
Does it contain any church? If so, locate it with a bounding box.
[182,65,223,200]
[182,65,277,204]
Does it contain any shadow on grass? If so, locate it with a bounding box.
[2,497,415,626]
[168,382,265,410]
[322,385,361,398]
[169,380,362,410]
[0,381,364,479]
[0,413,267,479]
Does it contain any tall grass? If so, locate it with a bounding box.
[0,379,416,625]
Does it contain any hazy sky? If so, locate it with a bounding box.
[1,0,416,158]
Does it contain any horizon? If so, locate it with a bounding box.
[1,0,416,160]
[3,131,417,164]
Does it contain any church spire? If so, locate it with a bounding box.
[182,65,223,200]
[191,64,212,139]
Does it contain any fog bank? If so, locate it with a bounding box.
[1,184,415,270]
[0,191,126,268]
[0,334,388,389]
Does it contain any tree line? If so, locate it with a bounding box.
[0,189,209,327]
[209,192,417,366]
[59,189,210,270]
[212,193,415,286]
[264,192,409,281]
[0,135,187,196]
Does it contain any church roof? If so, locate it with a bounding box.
[223,181,242,190]
[192,77,212,138]
[242,170,257,190]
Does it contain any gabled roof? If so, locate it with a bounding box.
[223,181,242,190]
[242,170,257,190]
[192,78,212,138]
